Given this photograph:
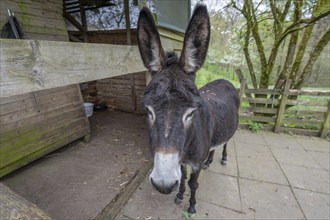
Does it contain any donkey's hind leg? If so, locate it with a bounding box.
[174,164,187,205]
[221,143,228,166]
[202,150,215,170]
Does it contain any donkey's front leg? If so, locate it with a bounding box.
[175,164,187,205]
[221,143,228,165]
[187,169,201,214]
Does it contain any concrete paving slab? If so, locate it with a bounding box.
[207,140,238,177]
[240,179,305,219]
[233,129,268,147]
[237,157,289,185]
[293,188,330,220]
[308,151,330,170]
[198,170,241,212]
[295,137,330,153]
[263,132,302,150]
[235,140,274,158]
[270,147,323,169]
[116,172,186,220]
[235,143,288,185]
[193,199,253,219]
[281,164,330,194]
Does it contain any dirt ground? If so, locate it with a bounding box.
[2,110,151,219]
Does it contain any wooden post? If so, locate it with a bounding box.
[0,183,52,219]
[235,69,254,106]
[124,0,132,45]
[79,0,88,42]
[239,79,246,105]
[320,102,330,138]
[274,79,291,133]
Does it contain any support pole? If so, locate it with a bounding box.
[274,79,291,133]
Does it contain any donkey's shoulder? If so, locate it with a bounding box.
[199,79,239,108]
[199,79,237,93]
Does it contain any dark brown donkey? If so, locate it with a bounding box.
[137,4,240,215]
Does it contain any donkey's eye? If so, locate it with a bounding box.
[145,105,155,122]
[185,111,195,120]
[183,107,197,122]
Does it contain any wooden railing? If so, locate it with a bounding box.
[239,79,330,138]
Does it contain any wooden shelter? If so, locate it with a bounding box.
[0,0,190,177]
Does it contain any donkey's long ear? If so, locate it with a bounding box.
[137,7,165,73]
[180,4,210,74]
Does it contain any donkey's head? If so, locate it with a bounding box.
[137,5,210,194]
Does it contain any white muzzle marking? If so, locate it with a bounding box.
[149,152,181,188]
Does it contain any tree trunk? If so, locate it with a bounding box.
[294,27,330,89]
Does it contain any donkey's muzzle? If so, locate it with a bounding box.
[150,178,179,194]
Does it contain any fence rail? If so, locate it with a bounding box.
[238,79,330,138]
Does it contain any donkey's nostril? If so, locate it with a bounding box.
[150,178,179,194]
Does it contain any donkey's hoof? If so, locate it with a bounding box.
[188,206,196,214]
[202,161,211,170]
[174,197,183,205]
[221,160,227,166]
[202,163,209,170]
[174,194,183,205]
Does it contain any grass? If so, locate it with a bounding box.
[248,122,264,133]
[195,63,240,88]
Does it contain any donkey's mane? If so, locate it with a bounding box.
[144,53,201,107]
[165,52,178,66]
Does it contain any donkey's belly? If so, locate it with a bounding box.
[209,142,225,151]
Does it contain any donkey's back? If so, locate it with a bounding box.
[200,79,240,146]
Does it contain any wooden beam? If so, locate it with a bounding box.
[274,79,291,133]
[63,12,87,33]
[320,102,330,138]
[124,0,132,45]
[79,0,88,42]
[0,183,52,219]
[0,39,146,98]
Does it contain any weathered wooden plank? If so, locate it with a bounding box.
[286,99,328,107]
[25,33,69,42]
[0,86,79,116]
[0,183,52,219]
[240,106,278,114]
[0,93,34,105]
[0,39,146,98]
[320,102,330,138]
[282,118,322,128]
[289,90,330,97]
[245,88,281,95]
[279,127,320,136]
[242,97,280,105]
[0,126,89,177]
[0,117,89,168]
[0,94,81,125]
[239,115,276,123]
[239,79,246,104]
[0,102,83,134]
[0,106,84,143]
[275,80,291,132]
[0,97,35,116]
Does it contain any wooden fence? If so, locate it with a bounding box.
[239,79,330,138]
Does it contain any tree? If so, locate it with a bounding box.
[230,0,330,89]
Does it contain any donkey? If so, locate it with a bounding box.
[137,4,240,215]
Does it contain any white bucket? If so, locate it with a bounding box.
[84,102,94,117]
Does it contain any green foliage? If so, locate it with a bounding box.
[182,211,195,219]
[248,122,264,133]
[196,63,240,88]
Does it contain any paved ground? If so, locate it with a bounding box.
[117,129,330,220]
[2,111,150,220]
